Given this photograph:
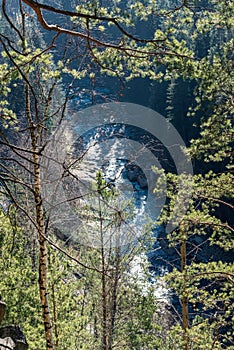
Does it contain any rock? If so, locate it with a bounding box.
[0,336,15,350]
[125,163,148,188]
[126,170,137,182]
[0,326,28,350]
[137,175,148,189]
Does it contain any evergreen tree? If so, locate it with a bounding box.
[0,1,233,349]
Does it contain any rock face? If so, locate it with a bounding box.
[0,301,28,350]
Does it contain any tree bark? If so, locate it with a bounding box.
[24,68,54,349]
[180,227,189,350]
[0,302,6,324]
[33,133,54,350]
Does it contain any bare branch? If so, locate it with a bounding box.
[22,0,163,44]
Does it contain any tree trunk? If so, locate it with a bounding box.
[98,193,108,350]
[108,248,120,350]
[0,302,6,324]
[180,229,189,350]
[33,145,54,350]
[25,75,54,349]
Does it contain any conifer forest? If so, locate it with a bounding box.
[0,1,233,349]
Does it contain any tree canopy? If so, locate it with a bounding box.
[0,0,233,349]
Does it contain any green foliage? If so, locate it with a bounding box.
[0,1,233,349]
[153,2,234,348]
[0,208,98,349]
[0,209,45,349]
[0,190,164,349]
[0,62,17,128]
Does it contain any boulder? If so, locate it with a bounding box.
[137,175,148,189]
[0,302,28,350]
[126,170,138,182]
[0,326,28,350]
[0,336,15,350]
